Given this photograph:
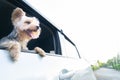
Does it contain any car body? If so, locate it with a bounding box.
[0,0,96,80]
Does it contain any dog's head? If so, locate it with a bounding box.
[11,7,40,39]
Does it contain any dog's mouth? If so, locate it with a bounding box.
[24,29,39,39]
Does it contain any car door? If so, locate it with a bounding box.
[0,0,96,80]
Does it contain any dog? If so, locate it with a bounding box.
[0,7,45,61]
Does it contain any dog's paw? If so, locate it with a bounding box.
[9,46,20,61]
[34,47,45,57]
[10,52,19,61]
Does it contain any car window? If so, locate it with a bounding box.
[0,0,56,54]
[58,32,80,59]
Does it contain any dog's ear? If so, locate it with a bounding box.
[11,7,26,21]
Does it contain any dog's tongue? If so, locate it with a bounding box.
[30,33,38,39]
[31,34,37,39]
[25,30,38,39]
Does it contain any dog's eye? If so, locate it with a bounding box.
[24,21,31,24]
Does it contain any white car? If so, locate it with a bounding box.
[0,0,96,80]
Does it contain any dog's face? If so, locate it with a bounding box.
[11,8,40,39]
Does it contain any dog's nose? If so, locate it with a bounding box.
[36,26,39,30]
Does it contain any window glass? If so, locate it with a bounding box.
[58,32,79,59]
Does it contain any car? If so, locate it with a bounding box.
[0,0,96,80]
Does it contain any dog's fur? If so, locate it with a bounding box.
[0,7,45,61]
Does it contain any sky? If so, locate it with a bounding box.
[26,0,120,63]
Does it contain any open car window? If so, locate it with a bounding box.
[0,0,80,58]
[0,0,61,55]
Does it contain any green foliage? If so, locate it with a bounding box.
[91,54,120,71]
[107,54,120,70]
[91,60,105,71]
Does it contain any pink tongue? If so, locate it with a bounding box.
[25,30,38,39]
[30,33,38,39]
[25,30,37,39]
